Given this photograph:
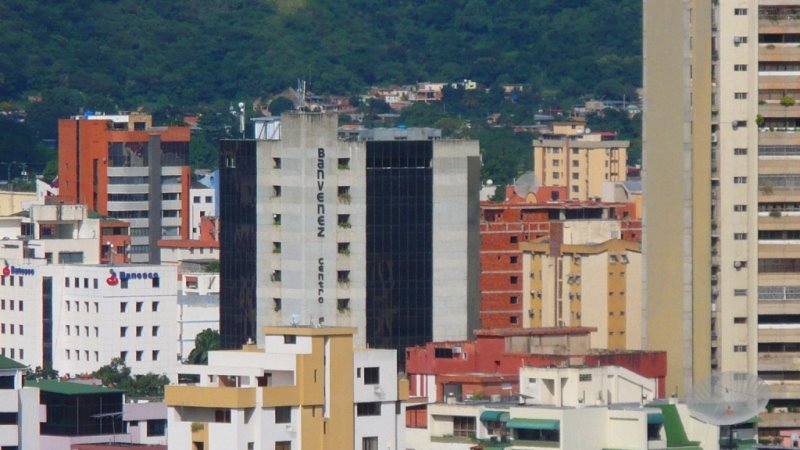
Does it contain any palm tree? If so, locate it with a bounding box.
[186,329,220,365]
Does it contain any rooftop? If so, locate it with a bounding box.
[26,379,123,395]
[0,355,26,370]
[474,327,597,337]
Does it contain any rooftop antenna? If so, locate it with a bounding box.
[289,314,301,327]
[686,372,769,450]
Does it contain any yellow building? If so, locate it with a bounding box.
[166,326,407,450]
[533,123,629,202]
[520,230,642,351]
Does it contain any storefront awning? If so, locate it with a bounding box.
[506,418,560,430]
[480,410,509,422]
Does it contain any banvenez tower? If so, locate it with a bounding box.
[219,112,480,363]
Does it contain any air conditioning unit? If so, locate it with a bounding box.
[374,386,384,396]
[453,346,462,354]
[574,256,581,265]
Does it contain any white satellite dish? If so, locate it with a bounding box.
[686,371,768,426]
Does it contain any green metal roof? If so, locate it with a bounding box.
[0,355,26,370]
[26,380,123,395]
[506,418,560,431]
[481,410,510,422]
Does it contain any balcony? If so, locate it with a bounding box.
[760,17,800,36]
[760,411,800,429]
[165,386,256,408]
[760,43,800,62]
[760,103,800,119]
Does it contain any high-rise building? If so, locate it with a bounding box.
[58,113,192,263]
[533,120,629,202]
[218,113,481,362]
[644,1,800,430]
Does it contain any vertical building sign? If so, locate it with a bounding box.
[317,147,326,304]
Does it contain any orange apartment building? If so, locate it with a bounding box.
[58,113,191,263]
[479,186,640,331]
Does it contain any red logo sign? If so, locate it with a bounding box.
[106,269,119,286]
[1,262,8,277]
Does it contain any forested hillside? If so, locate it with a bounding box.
[1,0,640,117]
[0,0,641,180]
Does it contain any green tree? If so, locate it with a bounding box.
[129,373,170,398]
[186,329,220,365]
[93,357,132,389]
[27,364,59,382]
[268,97,294,116]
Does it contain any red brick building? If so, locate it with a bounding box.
[479,186,641,329]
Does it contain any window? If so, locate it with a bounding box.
[147,419,166,437]
[734,92,747,99]
[510,236,518,244]
[510,276,518,284]
[734,289,748,296]
[510,256,518,264]
[136,302,143,312]
[193,196,201,204]
[120,327,127,337]
[453,416,476,437]
[338,158,350,170]
[362,437,378,450]
[338,242,350,255]
[356,402,381,416]
[734,204,747,212]
[152,277,160,288]
[284,335,296,344]
[734,233,747,240]
[152,301,159,312]
[136,326,143,337]
[273,157,282,169]
[734,8,747,15]
[734,317,747,324]
[273,186,281,197]
[275,441,291,450]
[734,345,747,352]
[225,155,236,168]
[136,351,143,361]
[337,298,350,310]
[552,172,560,179]
[364,367,380,385]
[734,36,748,44]
[273,298,282,312]
[65,278,70,288]
[120,302,128,313]
[579,374,592,382]
[734,64,747,71]
[510,296,518,304]
[434,348,454,358]
[120,351,128,362]
[152,350,159,361]
[734,148,747,155]
[734,176,747,184]
[510,316,518,324]
[275,406,291,424]
[152,326,159,337]
[214,409,232,423]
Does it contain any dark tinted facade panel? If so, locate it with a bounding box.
[366,141,433,365]
[219,140,258,349]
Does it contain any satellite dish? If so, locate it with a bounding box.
[513,171,541,197]
[686,372,769,427]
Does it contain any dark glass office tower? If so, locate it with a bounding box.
[366,141,434,362]
[219,140,258,349]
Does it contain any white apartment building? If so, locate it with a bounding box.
[177,271,219,360]
[0,356,40,450]
[189,185,215,240]
[166,326,407,450]
[0,262,178,376]
[407,365,719,450]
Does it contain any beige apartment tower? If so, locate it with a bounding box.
[533,121,629,202]
[646,0,800,433]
